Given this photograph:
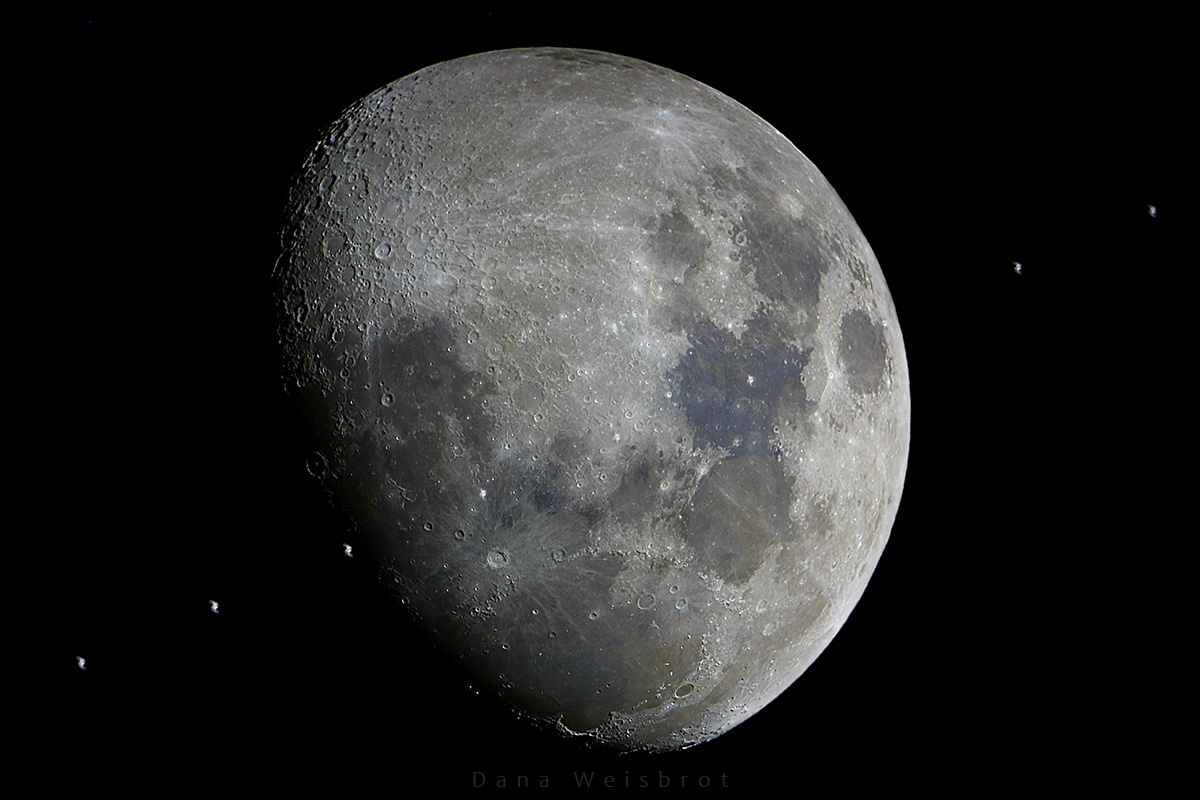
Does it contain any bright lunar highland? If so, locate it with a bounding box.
[275,48,910,752]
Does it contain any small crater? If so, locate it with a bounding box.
[305,452,327,477]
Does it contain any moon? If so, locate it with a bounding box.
[275,47,909,752]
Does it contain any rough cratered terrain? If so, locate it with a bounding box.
[275,47,910,752]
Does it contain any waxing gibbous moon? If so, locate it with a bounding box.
[275,48,910,752]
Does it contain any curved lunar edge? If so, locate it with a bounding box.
[275,48,910,753]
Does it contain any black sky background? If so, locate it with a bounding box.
[31,7,1181,790]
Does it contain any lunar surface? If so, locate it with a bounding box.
[275,48,910,752]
